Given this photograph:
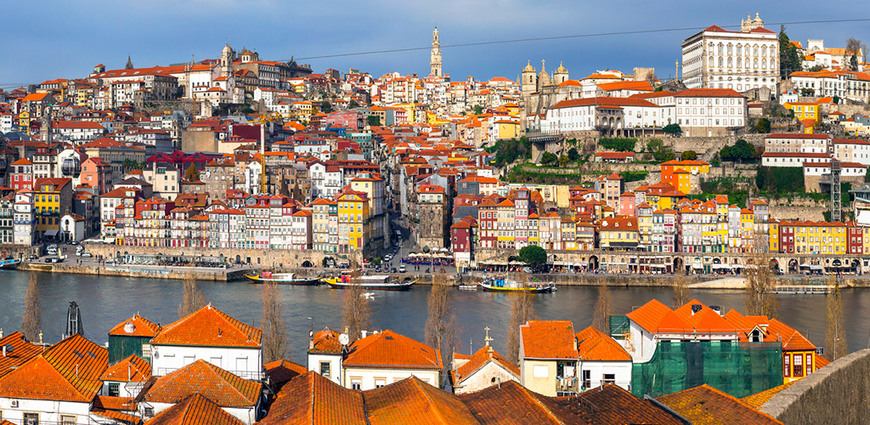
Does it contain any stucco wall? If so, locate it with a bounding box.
[761,348,870,425]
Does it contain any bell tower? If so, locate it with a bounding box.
[430,28,442,77]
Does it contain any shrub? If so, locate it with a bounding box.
[599,137,637,152]
[662,123,682,136]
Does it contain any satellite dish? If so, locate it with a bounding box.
[339,333,349,346]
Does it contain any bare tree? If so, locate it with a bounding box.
[592,284,613,333]
[672,273,691,308]
[21,272,41,342]
[506,292,536,365]
[825,279,847,361]
[744,236,778,317]
[261,281,288,363]
[178,275,207,318]
[425,273,457,386]
[846,38,863,71]
[342,283,371,343]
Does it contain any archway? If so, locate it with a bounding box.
[769,259,779,273]
[673,257,683,275]
[301,260,313,268]
[788,259,798,273]
[589,255,599,271]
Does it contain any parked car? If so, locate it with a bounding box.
[399,265,406,273]
[81,252,93,258]
[391,267,397,273]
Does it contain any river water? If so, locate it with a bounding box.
[1,270,868,359]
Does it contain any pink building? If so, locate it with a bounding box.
[618,192,636,217]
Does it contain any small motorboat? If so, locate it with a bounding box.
[477,275,556,293]
[322,274,416,290]
[245,272,320,285]
[0,258,21,270]
[457,284,478,291]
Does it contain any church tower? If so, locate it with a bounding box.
[430,28,442,77]
[521,61,537,95]
[553,61,569,85]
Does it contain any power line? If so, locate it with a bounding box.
[287,17,870,62]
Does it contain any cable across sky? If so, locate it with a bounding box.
[288,17,870,62]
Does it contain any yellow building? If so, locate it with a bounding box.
[561,218,577,250]
[597,216,639,252]
[660,160,710,194]
[337,190,370,253]
[494,120,519,140]
[790,221,846,254]
[784,102,820,125]
[33,178,72,236]
[18,110,30,134]
[496,199,515,249]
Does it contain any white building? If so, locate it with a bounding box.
[519,320,580,397]
[575,326,632,392]
[681,14,779,92]
[149,304,263,380]
[51,120,106,144]
[760,152,832,167]
[803,161,867,179]
[337,329,442,391]
[451,344,520,394]
[833,138,870,166]
[789,70,870,102]
[0,334,108,425]
[99,354,152,398]
[13,190,35,245]
[540,97,662,133]
[764,133,832,154]
[673,88,746,136]
[307,327,345,386]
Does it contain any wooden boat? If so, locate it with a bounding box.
[0,258,21,270]
[321,274,416,290]
[245,272,320,285]
[477,276,556,293]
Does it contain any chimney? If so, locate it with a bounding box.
[2,345,5,357]
[361,330,368,339]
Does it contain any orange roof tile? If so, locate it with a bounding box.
[265,359,307,390]
[740,381,797,409]
[258,371,367,425]
[145,393,244,425]
[140,360,260,407]
[108,314,160,337]
[575,326,631,361]
[658,384,783,425]
[344,330,442,370]
[520,320,578,360]
[101,354,151,382]
[150,304,262,348]
[458,380,572,425]
[0,331,42,378]
[626,299,693,334]
[365,376,480,425]
[451,346,520,386]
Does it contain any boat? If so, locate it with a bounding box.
[457,284,478,291]
[0,258,21,270]
[477,275,556,293]
[245,272,320,285]
[322,274,416,290]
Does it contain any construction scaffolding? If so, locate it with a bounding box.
[631,340,783,398]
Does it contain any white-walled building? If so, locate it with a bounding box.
[339,330,442,391]
[0,334,108,425]
[519,320,580,397]
[13,190,35,245]
[672,88,746,136]
[575,326,632,392]
[833,138,870,166]
[307,327,345,386]
[99,354,151,398]
[149,304,263,380]
[540,97,662,133]
[681,14,779,92]
[451,344,521,394]
[764,133,832,154]
[789,70,870,102]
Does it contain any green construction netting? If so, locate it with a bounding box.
[631,340,783,398]
[610,315,630,338]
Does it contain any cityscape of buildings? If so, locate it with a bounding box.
[0,11,869,425]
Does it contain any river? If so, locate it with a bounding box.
[1,270,868,359]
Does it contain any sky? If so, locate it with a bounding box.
[2,0,868,88]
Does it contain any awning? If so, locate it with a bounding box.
[44,229,59,237]
[692,264,704,269]
[712,264,732,270]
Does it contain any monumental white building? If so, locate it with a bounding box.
[681,14,780,92]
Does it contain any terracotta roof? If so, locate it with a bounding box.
[574,326,631,362]
[673,88,745,98]
[0,331,42,378]
[145,393,244,425]
[658,384,783,424]
[765,133,831,140]
[109,314,161,337]
[626,299,693,334]
[101,354,152,382]
[150,304,262,348]
[672,300,736,333]
[264,359,307,390]
[93,394,138,411]
[0,334,108,402]
[365,376,479,424]
[740,381,797,409]
[551,383,686,424]
[458,380,572,425]
[258,371,367,425]
[520,320,578,360]
[550,96,658,110]
[140,360,260,407]
[451,345,520,385]
[309,327,343,354]
[345,330,442,370]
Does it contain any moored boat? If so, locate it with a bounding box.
[245,272,320,285]
[0,258,21,270]
[477,275,555,293]
[322,274,416,290]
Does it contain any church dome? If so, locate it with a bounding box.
[556,61,568,74]
[523,61,535,73]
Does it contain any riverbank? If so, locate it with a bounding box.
[19,261,253,281]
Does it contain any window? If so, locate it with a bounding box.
[806,353,813,373]
[351,379,362,390]
[375,378,386,388]
[24,413,39,425]
[109,382,120,396]
[784,354,790,377]
[61,415,75,425]
[603,374,616,385]
[582,370,591,389]
[320,361,331,379]
[794,354,803,377]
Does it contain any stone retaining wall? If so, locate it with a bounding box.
[83,243,338,269]
[761,348,870,425]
